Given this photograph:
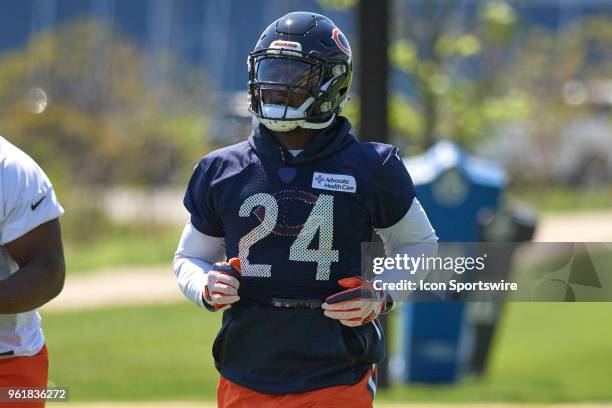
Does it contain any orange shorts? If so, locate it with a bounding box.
[0,345,49,408]
[217,368,376,408]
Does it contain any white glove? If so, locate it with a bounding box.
[203,258,241,311]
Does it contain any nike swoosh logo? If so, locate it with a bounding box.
[31,195,47,210]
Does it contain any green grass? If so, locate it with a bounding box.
[63,224,182,274]
[42,303,612,403]
[509,186,612,214]
[44,303,222,401]
[381,303,612,403]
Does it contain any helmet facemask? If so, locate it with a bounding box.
[248,47,351,132]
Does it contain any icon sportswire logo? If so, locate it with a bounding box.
[312,172,356,193]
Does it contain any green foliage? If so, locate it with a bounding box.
[389,94,422,142]
[436,34,482,58]
[501,16,612,145]
[0,20,216,248]
[390,39,419,74]
[0,19,212,190]
[42,302,612,402]
[389,1,531,149]
[441,86,533,146]
[305,2,611,161]
[479,1,518,42]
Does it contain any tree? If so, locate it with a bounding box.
[0,19,213,189]
[389,0,532,149]
[317,0,532,151]
[494,15,612,184]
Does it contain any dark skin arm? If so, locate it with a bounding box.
[0,219,65,314]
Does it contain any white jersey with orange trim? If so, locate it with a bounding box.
[0,136,64,358]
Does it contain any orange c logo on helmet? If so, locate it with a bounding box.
[331,27,351,56]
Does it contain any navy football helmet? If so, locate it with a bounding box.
[248,12,353,132]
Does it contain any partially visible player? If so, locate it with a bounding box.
[0,136,65,408]
[174,12,437,407]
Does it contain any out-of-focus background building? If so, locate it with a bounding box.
[0,0,611,405]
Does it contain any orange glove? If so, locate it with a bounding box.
[203,258,241,311]
[322,277,387,327]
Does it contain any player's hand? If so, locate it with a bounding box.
[203,258,241,311]
[322,277,386,327]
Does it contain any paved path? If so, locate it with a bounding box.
[41,211,612,313]
[534,210,612,242]
[41,266,182,312]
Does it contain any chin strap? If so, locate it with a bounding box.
[258,116,302,132]
[257,113,336,132]
[256,86,345,132]
[300,114,336,130]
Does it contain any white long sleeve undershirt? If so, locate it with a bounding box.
[375,199,438,306]
[173,198,437,309]
[173,222,226,308]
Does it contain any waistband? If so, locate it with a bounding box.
[270,298,322,309]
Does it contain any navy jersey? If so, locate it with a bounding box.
[184,117,416,394]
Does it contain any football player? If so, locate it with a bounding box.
[0,136,65,408]
[174,12,437,408]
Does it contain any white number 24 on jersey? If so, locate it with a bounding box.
[237,193,339,280]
